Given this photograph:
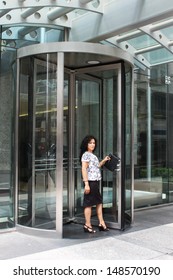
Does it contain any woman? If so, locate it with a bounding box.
[79,135,110,233]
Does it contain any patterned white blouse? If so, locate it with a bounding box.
[81,151,101,181]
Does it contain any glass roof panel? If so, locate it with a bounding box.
[128,34,158,50]
[143,48,173,65]
[161,26,173,40]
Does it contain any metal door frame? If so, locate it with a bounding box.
[67,63,122,229]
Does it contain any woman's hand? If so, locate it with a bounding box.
[104,155,111,162]
[84,183,90,194]
[99,155,111,167]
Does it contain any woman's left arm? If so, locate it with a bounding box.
[99,156,110,167]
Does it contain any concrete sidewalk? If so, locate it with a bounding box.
[1,205,173,260]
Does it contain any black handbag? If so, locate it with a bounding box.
[104,153,121,172]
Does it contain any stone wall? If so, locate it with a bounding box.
[0,72,13,170]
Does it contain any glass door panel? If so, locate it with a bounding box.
[102,69,119,226]
[63,72,69,220]
[74,75,101,221]
[74,65,122,229]
[18,56,34,227]
[18,55,57,229]
[34,57,57,229]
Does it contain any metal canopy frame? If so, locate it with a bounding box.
[1,0,173,68]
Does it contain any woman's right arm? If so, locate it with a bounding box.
[81,161,90,194]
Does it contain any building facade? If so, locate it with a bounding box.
[1,0,173,237]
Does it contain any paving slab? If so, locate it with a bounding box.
[1,205,173,260]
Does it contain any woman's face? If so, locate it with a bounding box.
[87,139,96,152]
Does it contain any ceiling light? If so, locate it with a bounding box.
[87,60,100,65]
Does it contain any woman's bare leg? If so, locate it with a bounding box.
[96,204,106,226]
[84,206,92,227]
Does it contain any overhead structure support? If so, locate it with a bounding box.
[47,7,74,21]
[0,10,11,18]
[18,26,37,36]
[115,30,142,43]
[134,44,162,55]
[0,0,102,26]
[21,8,43,19]
[104,37,151,69]
[140,25,173,54]
[69,0,173,42]
[80,0,92,3]
[150,18,173,32]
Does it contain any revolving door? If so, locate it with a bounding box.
[16,42,133,237]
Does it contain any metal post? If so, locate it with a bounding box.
[56,52,64,237]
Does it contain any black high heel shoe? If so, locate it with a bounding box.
[83,224,96,233]
[99,224,109,231]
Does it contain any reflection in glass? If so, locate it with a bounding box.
[134,65,170,208]
[124,63,132,227]
[75,76,100,220]
[18,54,57,229]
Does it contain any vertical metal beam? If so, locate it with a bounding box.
[32,59,36,227]
[56,52,64,237]
[147,69,151,181]
[14,57,20,226]
[40,28,46,43]
[68,71,75,219]
[117,65,122,228]
[131,68,134,224]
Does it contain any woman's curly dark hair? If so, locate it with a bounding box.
[79,135,97,162]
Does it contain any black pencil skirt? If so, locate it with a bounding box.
[83,180,103,208]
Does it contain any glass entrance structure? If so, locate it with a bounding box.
[16,42,133,237]
[2,0,173,236]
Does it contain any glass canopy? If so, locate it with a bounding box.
[1,0,173,68]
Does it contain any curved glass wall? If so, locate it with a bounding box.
[0,25,64,230]
[134,62,173,208]
[18,54,69,230]
[0,25,64,229]
[18,54,58,228]
[0,45,16,229]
